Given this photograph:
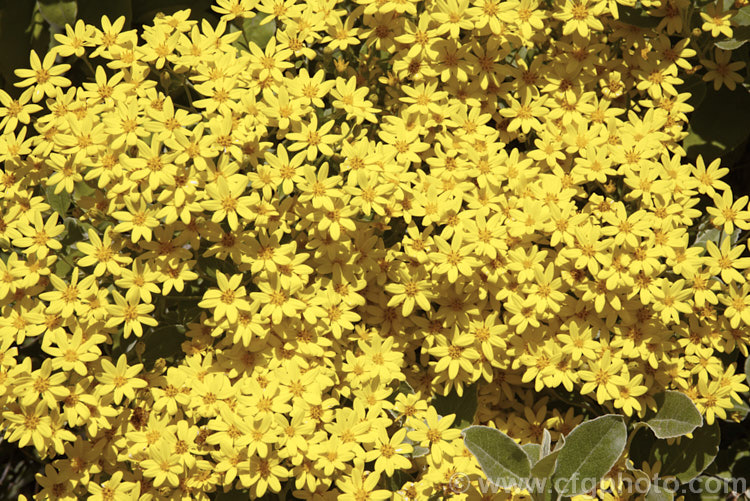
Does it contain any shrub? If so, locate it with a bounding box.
[1,0,750,499]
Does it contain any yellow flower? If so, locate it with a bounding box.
[430,332,480,380]
[244,452,290,497]
[42,327,102,376]
[247,37,293,82]
[53,19,95,58]
[702,48,747,90]
[705,236,750,285]
[700,3,734,38]
[719,282,750,328]
[114,261,161,303]
[76,227,131,277]
[499,93,549,134]
[198,271,251,323]
[336,461,391,501]
[696,378,733,424]
[612,374,648,416]
[557,321,599,362]
[429,233,480,283]
[112,198,160,243]
[0,88,42,134]
[202,176,259,230]
[87,471,136,501]
[2,0,750,496]
[13,358,70,408]
[105,290,158,338]
[0,252,28,300]
[286,113,339,162]
[90,15,134,58]
[13,50,71,102]
[212,0,256,21]
[407,407,462,465]
[12,211,64,258]
[140,440,183,487]
[365,427,413,476]
[579,352,628,404]
[693,155,730,197]
[313,435,355,476]
[2,401,53,452]
[95,354,147,405]
[35,464,76,501]
[555,0,606,37]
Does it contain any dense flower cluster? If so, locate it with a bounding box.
[0,0,749,499]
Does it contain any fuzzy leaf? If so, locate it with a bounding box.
[552,415,627,496]
[46,185,72,216]
[77,0,131,27]
[463,426,531,489]
[38,0,77,27]
[433,382,477,429]
[523,443,542,465]
[631,423,720,483]
[242,12,275,48]
[644,390,703,439]
[684,86,750,161]
[645,482,675,501]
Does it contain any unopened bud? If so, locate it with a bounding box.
[334,57,349,73]
[160,70,171,89]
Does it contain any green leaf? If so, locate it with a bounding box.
[720,0,734,11]
[715,37,750,50]
[411,445,429,458]
[626,464,652,493]
[46,185,72,216]
[632,423,721,483]
[74,180,96,199]
[659,422,720,482]
[432,382,477,429]
[617,4,660,27]
[385,469,415,493]
[732,455,750,484]
[37,0,77,27]
[77,0,131,28]
[715,26,750,50]
[463,426,532,489]
[54,250,81,277]
[679,475,733,501]
[553,433,565,452]
[541,429,551,456]
[684,86,750,161]
[0,1,35,94]
[551,415,627,497]
[726,398,750,421]
[704,434,748,478]
[732,5,750,25]
[29,6,50,55]
[132,0,213,24]
[645,482,675,501]
[214,489,251,500]
[643,390,703,439]
[61,217,85,247]
[140,323,186,370]
[745,356,750,386]
[523,444,542,465]
[677,73,707,109]
[242,13,275,49]
[531,449,560,479]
